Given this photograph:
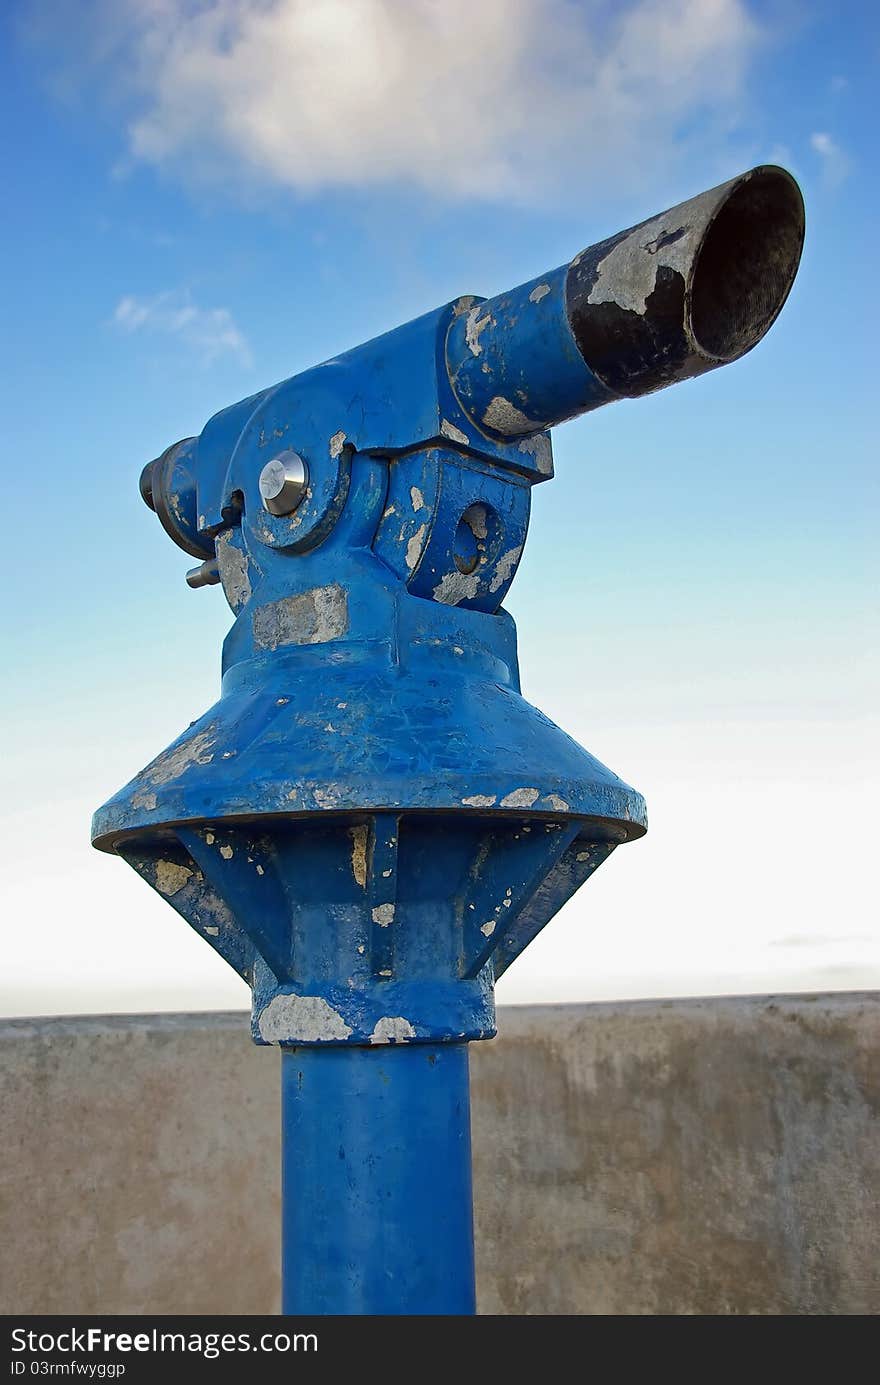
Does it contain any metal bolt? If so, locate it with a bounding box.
[259,451,309,517]
[185,558,221,589]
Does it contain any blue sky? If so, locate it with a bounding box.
[1,0,877,1016]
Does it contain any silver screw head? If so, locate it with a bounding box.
[259,451,309,516]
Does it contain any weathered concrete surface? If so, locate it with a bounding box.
[0,1013,279,1316]
[471,996,879,1315]
[1,995,877,1315]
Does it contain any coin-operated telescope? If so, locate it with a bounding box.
[93,167,804,1315]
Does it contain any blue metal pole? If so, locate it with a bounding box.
[281,1043,475,1315]
[279,1041,473,1312]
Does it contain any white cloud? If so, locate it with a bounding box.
[112,290,252,364]
[809,130,852,187]
[33,0,759,201]
[810,132,835,157]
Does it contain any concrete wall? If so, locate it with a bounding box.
[1,994,877,1315]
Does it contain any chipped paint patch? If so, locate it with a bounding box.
[405,524,427,572]
[204,925,219,936]
[155,860,193,896]
[329,430,347,458]
[350,824,368,888]
[529,282,551,303]
[206,896,236,931]
[216,530,252,612]
[517,434,553,475]
[440,418,469,447]
[131,788,158,811]
[371,903,395,927]
[465,307,493,356]
[410,485,425,512]
[489,543,524,593]
[544,794,570,812]
[259,994,353,1044]
[452,295,478,317]
[576,850,594,862]
[312,786,340,808]
[369,1017,416,1045]
[256,863,265,875]
[219,844,234,860]
[588,209,701,316]
[253,584,348,650]
[433,568,481,606]
[500,787,539,809]
[482,396,536,436]
[144,727,217,786]
[481,921,496,937]
[462,794,496,808]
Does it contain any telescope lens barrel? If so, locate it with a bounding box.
[566,164,804,397]
[140,167,804,563]
[138,437,212,560]
[446,165,804,438]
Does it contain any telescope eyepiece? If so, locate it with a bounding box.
[138,459,156,512]
[139,437,212,560]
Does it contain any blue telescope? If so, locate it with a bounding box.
[95,165,804,1315]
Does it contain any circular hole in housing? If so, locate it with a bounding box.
[689,168,804,361]
[454,503,499,576]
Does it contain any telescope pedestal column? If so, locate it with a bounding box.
[281,1043,476,1315]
